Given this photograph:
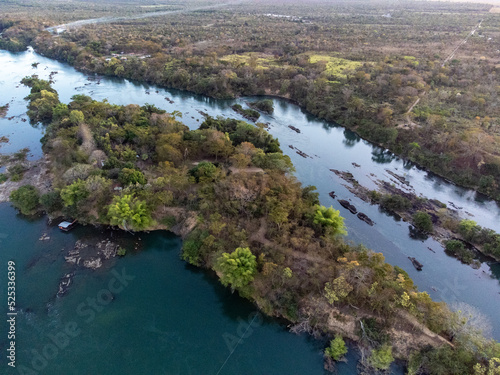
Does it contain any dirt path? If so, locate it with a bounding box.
[46,1,246,33]
[442,19,483,66]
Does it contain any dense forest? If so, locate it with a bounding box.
[5,76,499,374]
[1,0,500,201]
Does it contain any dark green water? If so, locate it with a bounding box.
[0,47,499,373]
[0,204,363,374]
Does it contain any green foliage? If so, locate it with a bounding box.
[231,104,260,121]
[325,335,348,361]
[324,275,353,305]
[189,162,218,183]
[249,99,274,114]
[314,205,347,236]
[412,211,433,233]
[118,168,147,185]
[69,110,84,125]
[10,185,39,215]
[380,194,412,212]
[60,179,89,207]
[117,247,127,256]
[445,240,474,264]
[39,191,63,213]
[216,247,257,289]
[0,173,7,184]
[107,194,153,231]
[8,163,27,182]
[369,344,394,370]
[181,230,209,266]
[459,219,480,242]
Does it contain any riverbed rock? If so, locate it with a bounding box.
[83,257,103,269]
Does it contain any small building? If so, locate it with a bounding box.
[58,220,76,231]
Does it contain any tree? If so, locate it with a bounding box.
[369,344,394,370]
[60,179,89,207]
[10,185,39,215]
[324,275,353,305]
[412,211,433,233]
[325,335,348,361]
[189,162,218,183]
[69,110,84,125]
[107,194,153,231]
[314,205,347,236]
[216,247,257,289]
[118,168,147,185]
[474,358,500,375]
[39,191,63,213]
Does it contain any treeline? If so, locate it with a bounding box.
[6,76,500,374]
[1,0,499,200]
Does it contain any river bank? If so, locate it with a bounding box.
[330,168,500,264]
[1,48,500,372]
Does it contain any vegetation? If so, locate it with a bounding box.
[412,211,433,233]
[2,0,500,200]
[368,344,394,370]
[249,99,274,114]
[325,335,348,361]
[9,43,500,373]
[10,184,40,215]
[216,247,257,290]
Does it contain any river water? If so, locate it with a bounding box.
[0,48,499,373]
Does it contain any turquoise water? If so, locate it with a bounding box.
[0,46,499,373]
[0,204,365,374]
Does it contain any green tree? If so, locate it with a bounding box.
[69,110,84,125]
[314,205,347,236]
[10,185,40,215]
[369,344,394,370]
[324,275,353,305]
[107,194,153,231]
[39,191,63,213]
[216,247,257,289]
[60,179,89,207]
[412,211,433,233]
[325,335,348,361]
[474,358,500,375]
[118,168,147,185]
[189,162,218,183]
[459,219,481,242]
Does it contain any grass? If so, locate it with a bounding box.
[306,54,364,79]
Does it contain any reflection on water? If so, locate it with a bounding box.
[1,48,500,343]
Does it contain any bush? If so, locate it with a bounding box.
[380,194,411,211]
[369,344,394,370]
[0,173,7,184]
[216,247,257,289]
[249,99,274,114]
[10,185,40,215]
[118,168,147,185]
[8,163,27,182]
[412,211,433,233]
[39,191,63,213]
[325,335,348,361]
[445,240,474,264]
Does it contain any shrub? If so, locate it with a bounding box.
[10,185,40,215]
[325,335,348,361]
[118,168,147,185]
[412,211,433,233]
[216,247,257,289]
[369,344,394,370]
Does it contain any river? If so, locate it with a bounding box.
[0,48,499,373]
